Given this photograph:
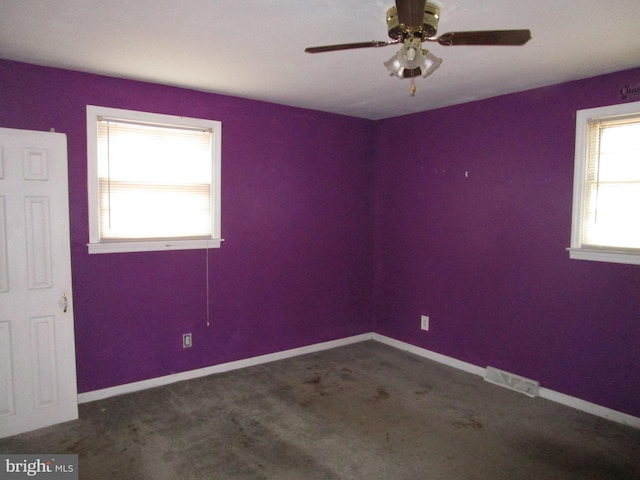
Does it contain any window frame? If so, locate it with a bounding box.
[569,100,640,265]
[86,105,222,254]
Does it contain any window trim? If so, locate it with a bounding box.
[569,100,640,265]
[86,105,222,254]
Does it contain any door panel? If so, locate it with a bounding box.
[25,196,53,289]
[0,196,8,292]
[31,316,58,408]
[0,127,77,438]
[0,321,14,417]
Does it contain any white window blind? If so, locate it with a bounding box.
[581,115,640,250]
[97,118,213,241]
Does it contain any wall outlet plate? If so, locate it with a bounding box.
[183,333,192,348]
[421,315,429,331]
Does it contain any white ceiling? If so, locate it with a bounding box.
[1,1,640,120]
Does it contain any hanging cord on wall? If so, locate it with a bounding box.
[205,247,210,327]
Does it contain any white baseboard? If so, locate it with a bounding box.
[371,334,486,377]
[538,387,640,429]
[372,333,640,430]
[78,333,373,404]
[78,331,640,429]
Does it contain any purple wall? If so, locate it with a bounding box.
[374,67,640,418]
[2,58,640,419]
[0,60,375,393]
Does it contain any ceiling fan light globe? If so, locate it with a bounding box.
[419,50,442,78]
[384,54,405,78]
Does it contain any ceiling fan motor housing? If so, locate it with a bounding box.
[387,2,440,40]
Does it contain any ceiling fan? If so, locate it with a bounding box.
[305,0,531,96]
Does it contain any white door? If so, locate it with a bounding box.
[0,127,78,438]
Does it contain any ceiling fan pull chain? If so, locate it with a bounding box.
[410,77,416,96]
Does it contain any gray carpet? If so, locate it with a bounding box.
[1,341,639,479]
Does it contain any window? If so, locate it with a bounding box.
[87,106,222,254]
[569,101,640,265]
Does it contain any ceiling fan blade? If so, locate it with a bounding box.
[435,29,532,46]
[305,40,397,54]
[395,0,426,30]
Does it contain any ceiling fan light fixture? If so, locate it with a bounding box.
[384,38,419,78]
[384,40,442,79]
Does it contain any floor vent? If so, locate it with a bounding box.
[484,366,539,398]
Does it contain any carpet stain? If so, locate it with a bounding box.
[374,386,390,400]
[340,367,357,382]
[453,418,483,431]
[303,375,321,385]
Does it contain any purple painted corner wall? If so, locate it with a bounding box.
[0,60,375,394]
[1,59,639,419]
[373,67,640,418]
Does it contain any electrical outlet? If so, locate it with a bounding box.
[183,333,192,348]
[421,315,429,331]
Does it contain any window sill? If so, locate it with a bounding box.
[567,247,640,266]
[88,238,223,254]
